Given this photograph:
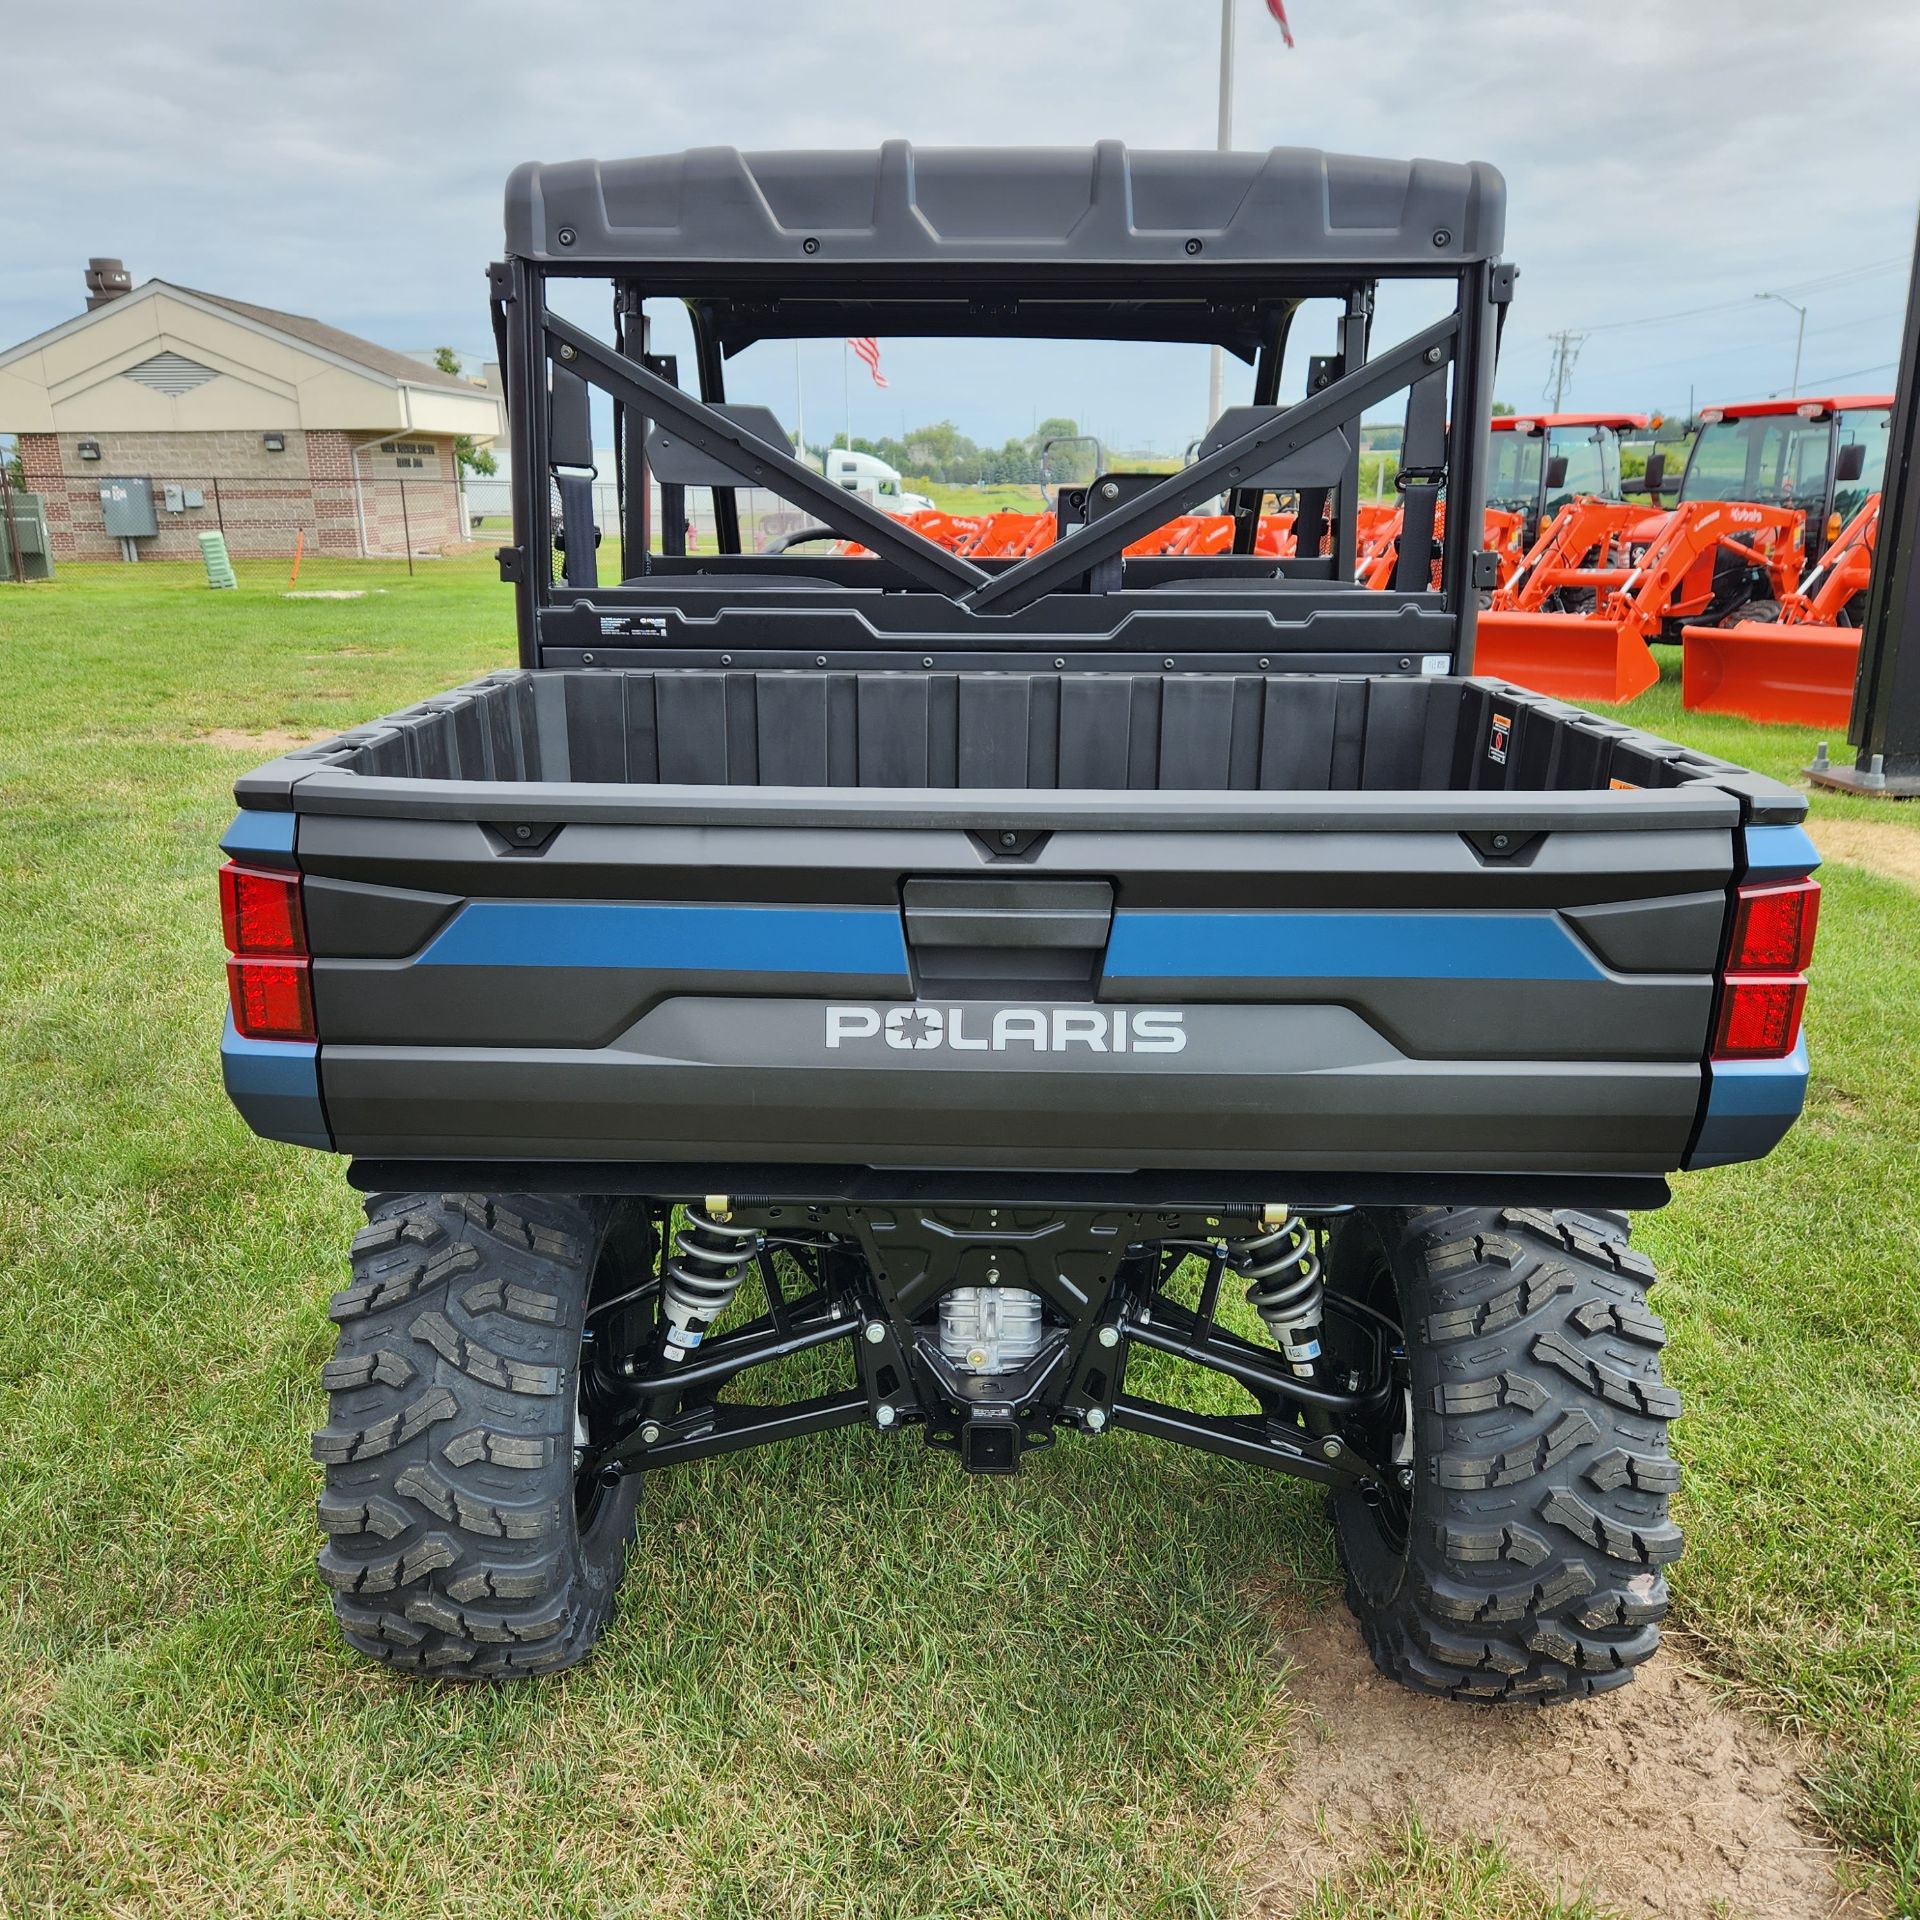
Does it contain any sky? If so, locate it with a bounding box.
[6,0,1918,457]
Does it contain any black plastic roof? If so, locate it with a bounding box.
[505,141,1506,273]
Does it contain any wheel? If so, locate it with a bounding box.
[1323,1205,1682,1703]
[311,1192,653,1677]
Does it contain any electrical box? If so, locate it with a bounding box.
[183,487,205,509]
[163,484,185,514]
[99,477,157,538]
[0,492,55,579]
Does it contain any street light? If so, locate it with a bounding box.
[1755,291,1808,398]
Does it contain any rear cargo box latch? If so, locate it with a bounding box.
[1463,829,1544,864]
[971,828,1048,860]
[484,820,561,855]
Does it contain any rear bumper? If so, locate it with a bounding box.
[312,996,1704,1175]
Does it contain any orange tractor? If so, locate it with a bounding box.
[1682,491,1880,725]
[1487,411,1651,545]
[1477,394,1890,705]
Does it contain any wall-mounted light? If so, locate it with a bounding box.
[77,438,101,461]
[262,432,287,453]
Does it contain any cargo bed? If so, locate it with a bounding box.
[221,668,1813,1203]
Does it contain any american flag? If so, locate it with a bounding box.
[1265,0,1295,47]
[846,336,889,388]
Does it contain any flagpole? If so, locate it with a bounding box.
[794,339,806,469]
[1208,0,1234,436]
[844,342,852,455]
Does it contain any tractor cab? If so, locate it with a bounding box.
[1486,411,1645,545]
[1664,395,1890,558]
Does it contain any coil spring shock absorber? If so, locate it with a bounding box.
[660,1198,758,1363]
[1230,1206,1323,1379]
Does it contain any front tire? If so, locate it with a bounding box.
[1326,1206,1682,1703]
[312,1192,651,1677]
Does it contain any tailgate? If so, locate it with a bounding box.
[237,775,1752,1187]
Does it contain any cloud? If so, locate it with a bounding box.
[6,0,1916,446]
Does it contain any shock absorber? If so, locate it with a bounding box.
[1230,1206,1323,1378]
[660,1199,759,1362]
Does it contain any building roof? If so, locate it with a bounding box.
[0,278,503,439]
[0,279,478,395]
[168,287,475,391]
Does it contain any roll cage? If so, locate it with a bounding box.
[491,142,1510,676]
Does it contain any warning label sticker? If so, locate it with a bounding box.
[1488,710,1512,765]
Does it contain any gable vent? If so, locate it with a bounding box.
[124,352,218,395]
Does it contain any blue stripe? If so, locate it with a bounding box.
[220,1014,330,1150]
[1741,823,1820,882]
[222,809,297,869]
[1104,910,1606,982]
[1686,1036,1809,1168]
[416,901,911,975]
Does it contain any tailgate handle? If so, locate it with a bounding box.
[903,878,1113,952]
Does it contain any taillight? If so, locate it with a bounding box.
[1713,876,1818,1060]
[1714,976,1809,1058]
[219,862,306,955]
[1728,878,1820,973]
[226,955,315,1040]
[220,861,315,1040]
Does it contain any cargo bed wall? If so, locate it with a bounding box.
[256,669,1783,801]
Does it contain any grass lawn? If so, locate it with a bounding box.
[0,559,1916,1917]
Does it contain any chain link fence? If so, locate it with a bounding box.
[15,470,487,579]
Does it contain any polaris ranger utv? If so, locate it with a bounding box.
[219,144,1820,1700]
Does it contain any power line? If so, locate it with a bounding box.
[1776,359,1897,394]
[1526,256,1909,345]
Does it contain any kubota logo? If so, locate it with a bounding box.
[826,1006,1187,1054]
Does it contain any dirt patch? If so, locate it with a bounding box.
[1234,1604,1863,1919]
[196,727,332,754]
[1812,819,1920,891]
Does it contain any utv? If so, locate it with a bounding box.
[220,144,1819,1700]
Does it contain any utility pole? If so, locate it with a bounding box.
[1756,291,1808,398]
[1544,330,1585,411]
[1207,0,1235,435]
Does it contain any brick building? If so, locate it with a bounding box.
[0,264,503,561]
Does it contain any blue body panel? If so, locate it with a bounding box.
[416,900,912,977]
[1105,909,1607,982]
[1686,1037,1810,1168]
[1740,823,1821,883]
[221,809,297,869]
[220,1014,330,1150]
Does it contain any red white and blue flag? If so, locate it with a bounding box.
[847,336,889,388]
[1265,0,1295,47]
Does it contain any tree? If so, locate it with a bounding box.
[435,348,499,477]
[1491,400,1516,417]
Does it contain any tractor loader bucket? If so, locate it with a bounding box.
[1474,611,1662,705]
[1681,620,1861,727]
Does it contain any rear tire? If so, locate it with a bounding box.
[312,1192,651,1677]
[1326,1206,1682,1704]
